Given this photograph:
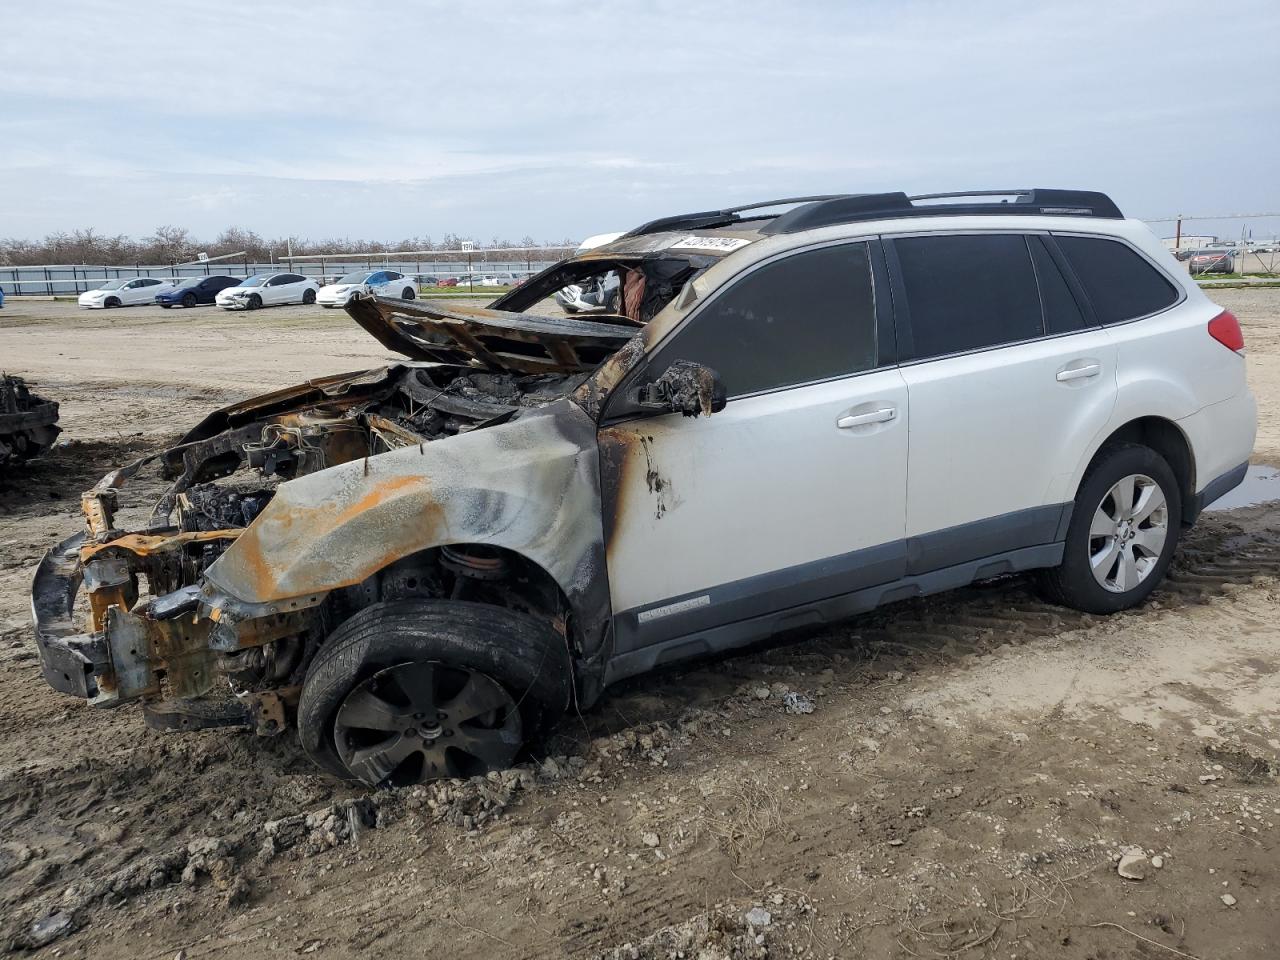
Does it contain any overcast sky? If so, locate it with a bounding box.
[2,0,1278,245]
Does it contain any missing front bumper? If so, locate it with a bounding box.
[31,528,317,725]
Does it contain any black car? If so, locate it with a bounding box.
[156,275,243,308]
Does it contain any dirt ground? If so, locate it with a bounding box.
[1,292,1278,959]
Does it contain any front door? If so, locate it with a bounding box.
[600,240,909,656]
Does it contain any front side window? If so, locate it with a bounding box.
[649,242,877,398]
[893,234,1043,360]
[1055,235,1178,325]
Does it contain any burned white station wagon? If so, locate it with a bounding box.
[33,190,1256,786]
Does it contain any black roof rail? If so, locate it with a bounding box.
[760,189,1123,235]
[621,210,742,238]
[621,195,855,239]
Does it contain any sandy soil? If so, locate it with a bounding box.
[0,292,1277,958]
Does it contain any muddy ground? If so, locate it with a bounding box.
[1,292,1278,959]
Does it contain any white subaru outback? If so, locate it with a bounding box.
[33,189,1256,787]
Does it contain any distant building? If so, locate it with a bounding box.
[1161,235,1217,251]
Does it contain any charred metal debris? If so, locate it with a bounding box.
[0,374,60,464]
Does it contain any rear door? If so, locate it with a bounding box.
[266,274,300,303]
[600,240,909,653]
[888,232,1117,571]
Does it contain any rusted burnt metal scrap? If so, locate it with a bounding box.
[0,374,60,465]
[31,224,738,785]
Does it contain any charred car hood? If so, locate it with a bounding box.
[345,294,638,375]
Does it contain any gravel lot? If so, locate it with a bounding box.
[0,291,1277,958]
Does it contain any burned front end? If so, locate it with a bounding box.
[28,288,643,734]
[29,237,727,739]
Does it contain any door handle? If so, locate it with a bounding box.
[837,407,896,429]
[1056,363,1101,382]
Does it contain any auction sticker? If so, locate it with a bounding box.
[666,235,751,253]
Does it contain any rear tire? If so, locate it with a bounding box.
[1038,443,1181,614]
[302,289,316,305]
[297,599,571,786]
[402,287,416,300]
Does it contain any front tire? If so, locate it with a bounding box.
[1039,443,1181,614]
[297,599,571,787]
[105,297,121,308]
[182,292,197,308]
[246,294,262,310]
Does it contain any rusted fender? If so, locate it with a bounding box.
[202,400,607,623]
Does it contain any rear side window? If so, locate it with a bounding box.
[893,234,1042,360]
[1055,235,1178,324]
[654,242,877,397]
[1028,236,1088,334]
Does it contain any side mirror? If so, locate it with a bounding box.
[630,360,727,418]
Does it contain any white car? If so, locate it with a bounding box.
[316,270,418,308]
[216,273,320,310]
[78,277,175,309]
[478,273,520,287]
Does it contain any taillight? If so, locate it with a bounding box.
[1207,309,1245,354]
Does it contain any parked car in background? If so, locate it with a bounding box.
[437,277,459,287]
[0,285,5,309]
[478,273,520,287]
[1189,250,1235,275]
[317,270,418,308]
[156,275,243,308]
[78,277,175,309]
[216,274,319,310]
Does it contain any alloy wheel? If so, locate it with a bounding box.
[334,660,522,787]
[1088,473,1169,593]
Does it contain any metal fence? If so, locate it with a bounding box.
[0,254,571,297]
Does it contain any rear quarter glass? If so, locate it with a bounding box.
[1055,235,1178,324]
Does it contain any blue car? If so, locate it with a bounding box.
[155,275,243,308]
[0,284,5,309]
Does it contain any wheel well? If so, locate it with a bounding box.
[325,543,574,648]
[1089,417,1196,524]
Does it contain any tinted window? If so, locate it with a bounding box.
[1028,236,1088,334]
[894,234,1042,360]
[1055,235,1178,324]
[653,242,877,397]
